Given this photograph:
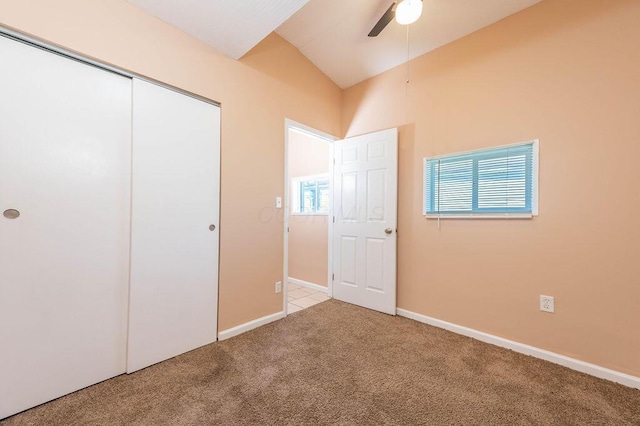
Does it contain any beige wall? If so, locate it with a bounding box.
[288,130,330,286]
[0,0,342,331]
[342,0,640,376]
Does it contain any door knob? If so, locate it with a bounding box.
[209,224,216,231]
[385,228,393,234]
[3,209,20,219]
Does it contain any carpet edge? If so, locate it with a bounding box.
[397,308,640,390]
[218,311,285,341]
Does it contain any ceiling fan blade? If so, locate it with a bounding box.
[368,2,396,37]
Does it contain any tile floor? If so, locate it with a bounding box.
[287,282,330,314]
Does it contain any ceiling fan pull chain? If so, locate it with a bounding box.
[406,25,410,84]
[405,25,411,124]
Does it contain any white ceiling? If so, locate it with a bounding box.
[126,0,542,88]
[126,0,310,60]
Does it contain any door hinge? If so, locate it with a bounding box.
[287,227,289,232]
[333,216,335,223]
[333,158,335,165]
[332,273,334,281]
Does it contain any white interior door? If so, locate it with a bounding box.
[333,128,398,315]
[0,36,131,419]
[128,79,220,373]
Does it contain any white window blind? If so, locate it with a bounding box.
[292,174,329,215]
[424,141,538,218]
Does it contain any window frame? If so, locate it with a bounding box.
[291,173,330,216]
[423,140,539,219]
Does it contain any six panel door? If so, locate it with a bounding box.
[333,128,398,315]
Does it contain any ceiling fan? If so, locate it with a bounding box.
[368,0,424,37]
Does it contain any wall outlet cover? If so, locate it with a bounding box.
[540,295,554,313]
[275,281,282,293]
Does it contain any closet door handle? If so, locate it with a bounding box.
[3,209,20,219]
[209,224,216,231]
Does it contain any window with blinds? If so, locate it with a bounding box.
[424,141,538,218]
[292,174,330,214]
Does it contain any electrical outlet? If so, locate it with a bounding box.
[540,295,554,313]
[275,281,282,294]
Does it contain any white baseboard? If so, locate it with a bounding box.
[218,311,285,341]
[288,277,328,293]
[397,308,640,390]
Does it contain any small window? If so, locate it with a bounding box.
[424,140,538,218]
[292,174,329,215]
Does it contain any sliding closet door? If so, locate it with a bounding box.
[0,36,131,419]
[128,79,220,373]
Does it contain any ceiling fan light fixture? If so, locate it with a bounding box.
[395,0,423,25]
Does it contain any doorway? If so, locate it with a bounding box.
[284,120,336,315]
[284,122,399,317]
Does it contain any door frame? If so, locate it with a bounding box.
[283,119,337,315]
[0,26,220,108]
[0,23,224,369]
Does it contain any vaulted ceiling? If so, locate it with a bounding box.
[127,0,543,89]
[127,0,311,59]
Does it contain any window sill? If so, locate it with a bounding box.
[424,213,533,219]
[292,212,329,216]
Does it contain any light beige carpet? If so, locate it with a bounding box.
[2,299,639,425]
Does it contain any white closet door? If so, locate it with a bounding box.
[0,36,131,419]
[128,79,220,373]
